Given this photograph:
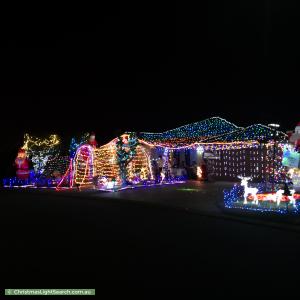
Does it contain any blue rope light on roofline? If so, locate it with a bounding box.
[138,117,287,147]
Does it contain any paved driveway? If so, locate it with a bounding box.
[97,180,234,214]
[2,181,300,294]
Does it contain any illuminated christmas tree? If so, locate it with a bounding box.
[116,133,138,185]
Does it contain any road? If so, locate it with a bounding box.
[1,182,300,294]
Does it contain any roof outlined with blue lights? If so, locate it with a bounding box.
[138,117,287,147]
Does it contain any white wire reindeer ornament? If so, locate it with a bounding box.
[274,189,296,206]
[238,176,258,204]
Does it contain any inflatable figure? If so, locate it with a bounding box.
[88,132,98,148]
[15,148,30,180]
[289,122,300,151]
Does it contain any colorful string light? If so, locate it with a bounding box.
[95,142,120,181]
[74,144,95,185]
[22,134,60,150]
[3,117,295,191]
[139,117,287,147]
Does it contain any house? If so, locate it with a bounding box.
[72,117,288,185]
[138,117,288,181]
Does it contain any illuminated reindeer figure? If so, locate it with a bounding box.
[290,189,296,206]
[238,176,258,204]
[275,189,296,206]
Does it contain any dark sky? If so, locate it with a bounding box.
[0,1,300,151]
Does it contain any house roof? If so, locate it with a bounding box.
[137,117,287,147]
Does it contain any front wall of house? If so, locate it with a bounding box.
[145,144,283,181]
[200,145,282,181]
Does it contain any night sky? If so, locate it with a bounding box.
[0,2,300,174]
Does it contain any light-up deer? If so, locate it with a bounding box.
[238,176,258,204]
[275,189,296,206]
[290,189,296,206]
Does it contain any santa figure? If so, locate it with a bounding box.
[88,132,98,148]
[289,122,300,151]
[15,148,30,180]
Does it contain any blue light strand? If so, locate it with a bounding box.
[139,117,287,147]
